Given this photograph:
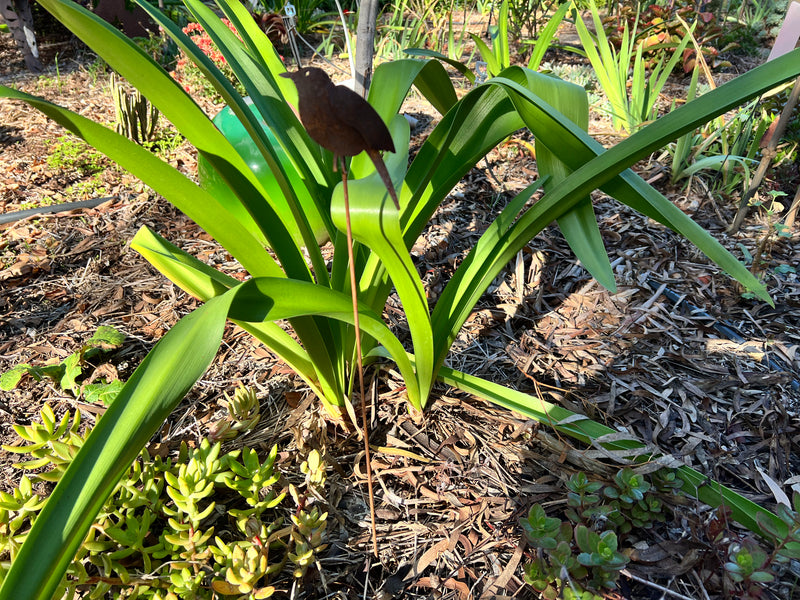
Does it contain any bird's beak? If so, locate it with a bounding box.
[279,72,293,79]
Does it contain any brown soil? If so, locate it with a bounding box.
[2,25,800,600]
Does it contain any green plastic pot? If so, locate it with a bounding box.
[198,97,328,247]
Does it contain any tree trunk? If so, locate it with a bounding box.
[783,183,800,229]
[354,0,379,98]
[0,0,42,73]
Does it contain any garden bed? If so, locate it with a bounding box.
[2,19,800,600]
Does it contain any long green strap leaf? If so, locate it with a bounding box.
[130,226,328,398]
[332,117,431,409]
[497,0,510,72]
[428,54,797,371]
[227,279,419,402]
[403,48,476,84]
[180,0,322,281]
[499,73,767,298]
[134,0,326,259]
[129,226,341,408]
[0,294,236,600]
[0,86,280,279]
[531,70,616,291]
[438,365,787,540]
[527,2,571,71]
[503,50,800,303]
[470,33,500,76]
[430,179,546,368]
[369,58,457,123]
[136,0,342,396]
[437,50,800,330]
[36,0,295,268]
[210,0,336,226]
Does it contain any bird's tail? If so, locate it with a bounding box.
[367,149,400,210]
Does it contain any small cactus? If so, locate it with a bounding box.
[112,73,159,144]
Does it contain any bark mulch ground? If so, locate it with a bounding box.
[2,31,800,599]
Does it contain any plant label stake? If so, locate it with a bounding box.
[281,67,400,557]
[281,2,302,68]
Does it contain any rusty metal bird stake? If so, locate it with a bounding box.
[282,66,394,557]
[280,67,399,209]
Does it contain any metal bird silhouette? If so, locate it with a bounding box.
[280,67,400,209]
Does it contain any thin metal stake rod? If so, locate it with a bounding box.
[340,158,379,557]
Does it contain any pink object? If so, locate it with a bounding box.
[768,1,800,61]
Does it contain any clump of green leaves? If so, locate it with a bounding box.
[574,0,691,133]
[63,173,112,200]
[724,537,775,596]
[604,0,733,73]
[563,468,666,536]
[524,468,800,598]
[0,403,329,598]
[745,190,792,279]
[521,468,674,598]
[288,450,329,578]
[602,467,665,533]
[718,0,790,55]
[710,493,800,599]
[1,404,84,484]
[522,502,627,599]
[0,475,47,556]
[141,128,186,160]
[0,325,125,400]
[208,384,262,442]
[212,539,279,598]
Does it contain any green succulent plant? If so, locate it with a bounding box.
[289,506,328,578]
[208,384,262,442]
[1,405,84,483]
[213,542,276,598]
[521,468,684,596]
[0,403,327,598]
